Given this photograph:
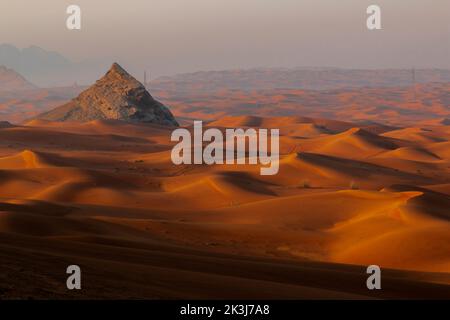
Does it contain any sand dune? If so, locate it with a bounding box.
[425,183,450,195]
[382,127,449,144]
[0,116,448,299]
[148,82,450,127]
[430,141,450,159]
[207,115,358,137]
[375,146,442,162]
[298,128,401,159]
[0,150,48,169]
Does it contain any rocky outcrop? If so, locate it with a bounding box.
[35,63,178,126]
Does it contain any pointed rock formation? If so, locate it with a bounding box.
[35,63,178,126]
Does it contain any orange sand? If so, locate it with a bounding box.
[0,117,449,299]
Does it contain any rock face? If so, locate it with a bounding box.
[36,63,178,126]
[0,66,36,91]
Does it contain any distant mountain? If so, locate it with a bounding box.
[0,44,71,85]
[35,63,178,126]
[0,44,107,87]
[0,66,36,91]
[0,44,70,71]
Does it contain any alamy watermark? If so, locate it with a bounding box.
[171,121,280,176]
[367,5,382,30]
[66,5,81,30]
[366,265,382,290]
[66,265,81,290]
[66,5,382,31]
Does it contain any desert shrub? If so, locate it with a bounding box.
[350,181,359,190]
[301,179,311,188]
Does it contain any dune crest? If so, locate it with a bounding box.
[0,150,48,169]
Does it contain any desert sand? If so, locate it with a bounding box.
[0,115,449,299]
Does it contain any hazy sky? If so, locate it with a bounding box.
[1,0,449,78]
